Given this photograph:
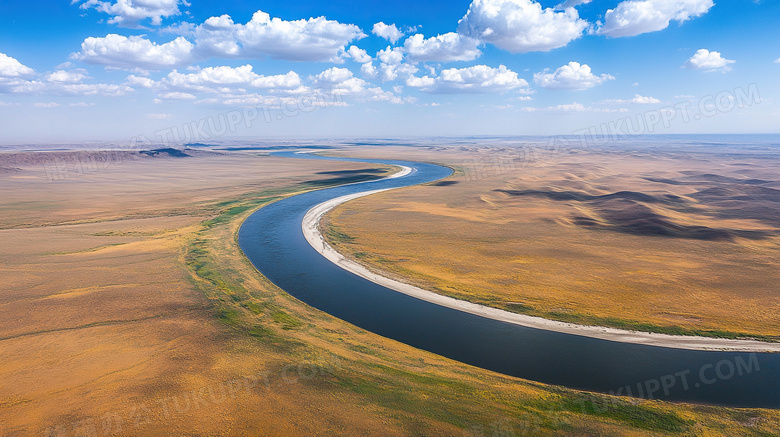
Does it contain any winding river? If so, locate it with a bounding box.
[238,151,779,408]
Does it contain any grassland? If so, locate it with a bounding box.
[322,144,780,342]
[1,148,779,436]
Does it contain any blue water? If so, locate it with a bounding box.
[238,151,780,408]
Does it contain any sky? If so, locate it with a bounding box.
[0,0,778,144]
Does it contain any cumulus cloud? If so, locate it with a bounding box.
[775,58,780,64]
[194,11,364,62]
[406,64,528,94]
[347,46,372,63]
[404,33,482,62]
[683,49,735,72]
[377,46,404,65]
[143,65,305,104]
[33,102,60,108]
[375,46,418,82]
[162,65,302,91]
[457,0,588,53]
[73,34,194,70]
[0,53,36,77]
[372,22,404,44]
[75,0,188,27]
[312,67,406,103]
[127,74,155,88]
[596,0,714,38]
[533,61,614,90]
[603,94,661,104]
[46,70,88,83]
[630,94,661,103]
[360,62,378,79]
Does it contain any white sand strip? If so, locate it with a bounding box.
[302,166,780,353]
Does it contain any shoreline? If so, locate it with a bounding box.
[302,166,780,353]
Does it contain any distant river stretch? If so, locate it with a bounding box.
[238,151,779,408]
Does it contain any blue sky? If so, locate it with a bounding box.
[0,0,778,143]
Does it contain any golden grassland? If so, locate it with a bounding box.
[322,145,780,340]
[1,150,779,436]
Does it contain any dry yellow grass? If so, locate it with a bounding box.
[323,145,780,339]
[1,148,778,436]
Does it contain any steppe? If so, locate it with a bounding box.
[1,142,778,436]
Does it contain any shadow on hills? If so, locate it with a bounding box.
[583,200,771,241]
[495,189,683,204]
[496,189,773,241]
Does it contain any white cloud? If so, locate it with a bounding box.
[157,91,196,100]
[194,11,364,62]
[406,64,529,94]
[148,65,304,104]
[457,0,588,53]
[69,102,96,107]
[775,58,780,64]
[683,49,735,72]
[75,0,188,27]
[73,34,194,70]
[603,94,660,104]
[46,70,88,83]
[555,0,592,9]
[404,33,482,62]
[596,0,714,38]
[374,47,418,82]
[360,62,378,79]
[0,53,36,77]
[372,22,404,44]
[377,46,404,65]
[378,63,418,82]
[33,102,60,108]
[127,74,155,88]
[533,62,614,90]
[347,46,372,63]
[312,67,405,103]
[163,65,301,91]
[630,94,660,104]
[311,67,355,85]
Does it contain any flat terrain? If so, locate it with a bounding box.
[323,142,780,340]
[1,146,778,436]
